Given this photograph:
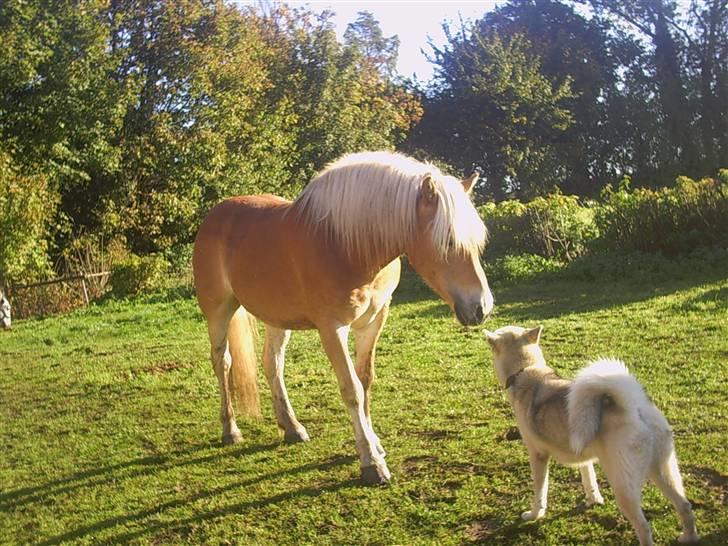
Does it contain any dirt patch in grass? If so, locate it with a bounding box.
[134,361,191,376]
[401,455,438,474]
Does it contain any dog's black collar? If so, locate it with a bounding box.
[505,368,525,389]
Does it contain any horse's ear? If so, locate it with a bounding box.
[484,329,499,347]
[420,174,438,205]
[462,172,478,194]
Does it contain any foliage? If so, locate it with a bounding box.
[484,253,563,283]
[409,30,575,200]
[410,0,728,198]
[0,147,54,284]
[0,1,421,266]
[480,192,598,261]
[595,173,728,255]
[109,254,170,298]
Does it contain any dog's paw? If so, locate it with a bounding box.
[521,509,545,521]
[586,492,604,506]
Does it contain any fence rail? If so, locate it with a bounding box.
[10,271,111,307]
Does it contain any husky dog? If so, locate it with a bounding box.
[484,325,698,546]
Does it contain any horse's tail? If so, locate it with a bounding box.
[227,306,261,417]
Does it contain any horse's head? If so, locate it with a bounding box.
[406,172,494,326]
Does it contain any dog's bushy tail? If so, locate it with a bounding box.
[568,358,647,454]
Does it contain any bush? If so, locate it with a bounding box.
[480,192,597,261]
[595,173,728,255]
[562,247,728,283]
[109,254,170,298]
[0,148,56,284]
[484,253,564,283]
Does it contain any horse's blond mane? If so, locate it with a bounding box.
[290,151,487,262]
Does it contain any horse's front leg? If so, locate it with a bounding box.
[263,325,309,443]
[319,324,391,485]
[353,301,390,457]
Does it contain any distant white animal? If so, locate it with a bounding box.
[0,290,10,329]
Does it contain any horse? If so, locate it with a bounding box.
[192,151,493,484]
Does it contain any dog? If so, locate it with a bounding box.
[484,325,699,546]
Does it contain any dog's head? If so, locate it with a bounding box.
[483,325,544,387]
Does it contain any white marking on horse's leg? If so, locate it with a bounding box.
[263,326,309,443]
[207,304,241,445]
[319,324,390,484]
[353,302,390,457]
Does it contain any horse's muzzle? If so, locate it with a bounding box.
[454,300,490,326]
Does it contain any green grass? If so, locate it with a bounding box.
[1,261,727,545]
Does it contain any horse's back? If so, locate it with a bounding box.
[193,193,401,330]
[193,195,292,311]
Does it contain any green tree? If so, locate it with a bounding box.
[409,30,574,200]
[0,146,55,284]
[0,0,132,252]
[344,11,400,77]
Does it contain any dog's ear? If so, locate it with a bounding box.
[483,330,499,347]
[524,325,543,345]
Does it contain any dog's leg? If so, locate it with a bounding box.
[650,449,699,543]
[522,448,549,521]
[605,468,652,546]
[580,463,604,506]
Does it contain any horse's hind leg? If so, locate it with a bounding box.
[205,300,242,445]
[263,325,309,443]
[353,301,390,457]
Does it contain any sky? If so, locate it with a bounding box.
[239,1,693,83]
[297,1,500,82]
[239,1,499,82]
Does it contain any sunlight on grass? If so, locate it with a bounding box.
[1,265,726,545]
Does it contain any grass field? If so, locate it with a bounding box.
[1,261,727,545]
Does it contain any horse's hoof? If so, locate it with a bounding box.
[284,428,310,444]
[361,464,391,485]
[222,431,243,445]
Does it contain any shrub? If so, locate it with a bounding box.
[110,254,170,298]
[0,148,56,284]
[595,174,728,255]
[484,253,563,283]
[480,192,597,261]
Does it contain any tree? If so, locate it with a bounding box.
[344,11,400,78]
[0,145,55,283]
[578,0,702,181]
[409,28,574,200]
[0,0,132,253]
[465,0,624,195]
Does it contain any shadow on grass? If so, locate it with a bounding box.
[392,260,728,324]
[36,454,358,545]
[0,439,279,512]
[465,503,595,543]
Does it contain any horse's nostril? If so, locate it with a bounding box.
[475,304,485,323]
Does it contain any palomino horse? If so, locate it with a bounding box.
[193,151,493,484]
